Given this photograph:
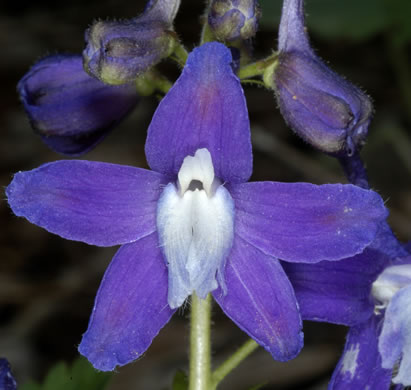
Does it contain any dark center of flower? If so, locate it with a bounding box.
[188,180,204,191]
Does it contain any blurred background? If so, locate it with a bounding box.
[1,0,411,389]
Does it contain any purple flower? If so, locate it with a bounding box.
[373,263,411,385]
[17,55,138,156]
[284,224,411,389]
[266,0,373,156]
[0,359,17,390]
[208,0,261,41]
[83,0,181,85]
[6,42,387,371]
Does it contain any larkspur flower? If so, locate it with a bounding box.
[83,0,181,85]
[284,223,411,389]
[17,55,138,156]
[264,0,373,156]
[7,42,387,371]
[0,359,17,390]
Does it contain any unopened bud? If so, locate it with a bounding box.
[83,0,180,85]
[267,0,373,156]
[17,55,138,155]
[208,0,260,41]
[267,51,373,155]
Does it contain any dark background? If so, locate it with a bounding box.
[1,0,411,389]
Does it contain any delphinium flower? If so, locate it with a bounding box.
[17,55,139,156]
[6,42,387,371]
[0,359,17,390]
[322,173,411,389]
[284,224,411,389]
[264,0,373,157]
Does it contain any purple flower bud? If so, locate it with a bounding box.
[208,0,260,41]
[17,55,138,155]
[83,0,181,85]
[266,0,373,156]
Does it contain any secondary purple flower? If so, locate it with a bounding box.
[7,42,387,371]
[0,359,17,390]
[83,0,181,85]
[374,263,411,384]
[265,0,373,156]
[330,259,411,389]
[208,0,261,41]
[284,224,411,389]
[17,55,138,156]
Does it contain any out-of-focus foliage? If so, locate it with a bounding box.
[259,0,411,44]
[171,370,188,390]
[247,384,266,390]
[20,358,111,390]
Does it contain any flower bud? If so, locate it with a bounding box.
[208,0,260,41]
[266,0,373,156]
[269,51,373,155]
[17,55,138,155]
[83,0,181,85]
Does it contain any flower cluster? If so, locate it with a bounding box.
[274,0,411,388]
[6,0,411,388]
[8,41,387,371]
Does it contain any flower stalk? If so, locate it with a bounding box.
[135,69,173,96]
[238,53,278,80]
[210,339,259,390]
[171,41,189,66]
[189,293,212,390]
[201,22,216,45]
[337,152,370,190]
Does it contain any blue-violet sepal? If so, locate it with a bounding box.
[17,55,138,155]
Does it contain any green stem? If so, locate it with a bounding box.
[200,1,214,44]
[210,339,259,390]
[154,77,173,95]
[172,41,189,67]
[201,23,216,44]
[189,293,212,390]
[241,79,266,87]
[134,70,173,96]
[237,53,279,80]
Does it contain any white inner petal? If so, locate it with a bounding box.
[157,149,235,309]
[372,264,411,309]
[178,148,216,196]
